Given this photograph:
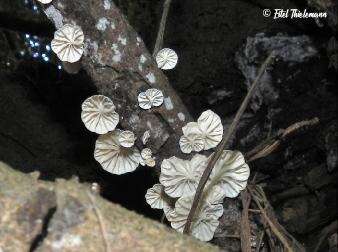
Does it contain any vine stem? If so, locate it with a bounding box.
[183,52,275,234]
[153,0,172,56]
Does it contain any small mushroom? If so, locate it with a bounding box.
[169,196,223,241]
[145,184,169,209]
[209,150,250,198]
[142,130,150,145]
[179,122,204,154]
[37,0,53,3]
[81,95,119,134]
[140,148,156,167]
[94,130,141,175]
[145,158,156,167]
[141,148,152,160]
[197,110,223,150]
[138,88,164,110]
[118,130,136,148]
[159,154,208,198]
[51,24,84,63]
[155,48,178,70]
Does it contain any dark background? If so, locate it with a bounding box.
[0,0,337,250]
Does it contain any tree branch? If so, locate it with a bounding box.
[153,0,172,56]
[41,0,192,161]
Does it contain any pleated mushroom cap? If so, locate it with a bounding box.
[81,95,119,134]
[156,48,178,70]
[51,24,84,63]
[138,88,164,110]
[94,130,141,175]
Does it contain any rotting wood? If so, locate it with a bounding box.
[41,0,192,161]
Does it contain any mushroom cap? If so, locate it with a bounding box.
[209,150,250,198]
[197,110,223,150]
[141,148,152,160]
[94,130,141,175]
[51,24,84,63]
[169,196,223,241]
[138,88,164,110]
[159,154,207,198]
[140,148,156,167]
[37,0,53,3]
[145,184,168,209]
[81,95,119,134]
[179,122,204,153]
[156,48,178,70]
[163,205,176,221]
[145,157,156,167]
[142,130,150,145]
[118,130,136,148]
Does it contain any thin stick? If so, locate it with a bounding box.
[87,191,111,252]
[183,52,275,234]
[153,0,172,56]
[248,187,294,252]
[255,231,265,252]
[240,189,252,252]
[246,117,319,162]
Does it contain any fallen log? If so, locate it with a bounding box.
[41,0,192,160]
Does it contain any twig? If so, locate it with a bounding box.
[183,52,275,234]
[153,0,172,56]
[0,131,36,157]
[248,186,294,252]
[86,191,111,252]
[246,117,319,162]
[240,189,252,252]
[249,209,261,213]
[255,231,265,252]
[313,220,337,252]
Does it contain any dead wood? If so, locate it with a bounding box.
[41,0,192,162]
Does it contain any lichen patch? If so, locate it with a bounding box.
[103,0,111,10]
[145,72,156,84]
[96,17,110,31]
[164,97,174,110]
[44,6,63,29]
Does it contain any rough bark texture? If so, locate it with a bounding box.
[0,0,337,251]
[42,0,192,159]
[0,162,218,252]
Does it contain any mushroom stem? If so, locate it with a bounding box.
[153,0,172,57]
[183,52,275,234]
[62,61,81,74]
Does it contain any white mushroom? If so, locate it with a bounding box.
[209,150,250,198]
[145,184,169,209]
[179,122,204,154]
[140,148,156,167]
[145,158,156,167]
[51,24,84,63]
[118,130,136,148]
[197,110,223,150]
[81,95,119,134]
[138,88,164,110]
[94,130,141,175]
[159,154,208,198]
[142,130,150,145]
[141,148,152,160]
[169,196,223,241]
[37,0,53,3]
[156,48,178,70]
[163,205,176,221]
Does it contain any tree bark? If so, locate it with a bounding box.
[41,0,192,160]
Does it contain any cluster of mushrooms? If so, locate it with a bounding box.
[146,111,250,241]
[40,0,250,242]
